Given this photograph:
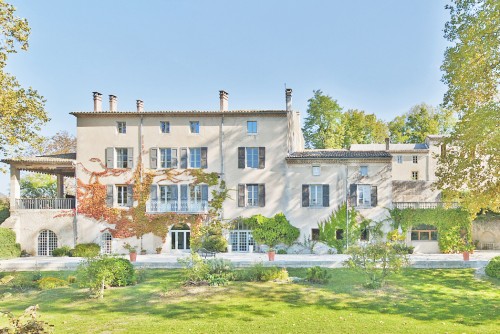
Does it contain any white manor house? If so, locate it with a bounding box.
[2,89,448,255]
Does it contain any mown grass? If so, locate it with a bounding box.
[0,268,498,333]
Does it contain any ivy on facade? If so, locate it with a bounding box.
[76,156,226,245]
[388,207,472,253]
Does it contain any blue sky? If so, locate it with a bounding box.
[1,0,449,194]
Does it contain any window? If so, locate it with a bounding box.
[311,228,320,241]
[238,147,265,169]
[159,185,176,203]
[116,148,129,168]
[312,165,321,176]
[189,148,201,168]
[360,166,368,176]
[160,121,170,133]
[309,185,323,207]
[413,155,418,164]
[411,171,419,180]
[246,184,259,207]
[37,230,58,256]
[238,184,265,207]
[247,121,257,134]
[411,224,437,241]
[302,184,329,207]
[190,121,199,133]
[357,184,372,207]
[101,232,112,254]
[116,185,129,207]
[159,148,177,168]
[246,148,259,168]
[397,155,403,164]
[117,121,126,134]
[106,148,133,169]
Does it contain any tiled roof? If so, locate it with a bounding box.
[70,110,287,117]
[287,150,392,159]
[2,153,76,165]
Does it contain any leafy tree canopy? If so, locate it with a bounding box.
[437,0,500,214]
[388,103,455,143]
[20,173,56,199]
[302,90,388,149]
[0,1,48,161]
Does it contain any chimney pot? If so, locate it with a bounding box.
[286,88,292,112]
[136,99,144,112]
[219,90,228,112]
[93,92,102,112]
[109,95,117,112]
[385,138,390,150]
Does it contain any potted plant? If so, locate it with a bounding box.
[247,213,299,262]
[156,247,162,254]
[123,243,137,262]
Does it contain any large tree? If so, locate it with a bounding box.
[342,109,388,148]
[302,90,344,149]
[26,131,76,156]
[0,1,48,161]
[436,0,500,214]
[388,103,455,143]
[302,91,388,149]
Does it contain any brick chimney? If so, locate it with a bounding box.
[219,90,228,111]
[109,95,117,112]
[286,88,292,112]
[385,138,390,150]
[93,92,102,112]
[136,99,144,112]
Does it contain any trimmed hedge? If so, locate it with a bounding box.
[0,227,21,259]
[485,256,500,279]
[52,246,72,257]
[72,243,100,257]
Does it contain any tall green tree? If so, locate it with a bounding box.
[0,1,48,161]
[302,90,344,149]
[20,173,56,198]
[342,109,388,148]
[436,0,500,214]
[388,103,455,143]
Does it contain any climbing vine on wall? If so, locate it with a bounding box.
[388,207,472,253]
[76,156,227,246]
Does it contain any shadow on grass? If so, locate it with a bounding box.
[0,268,498,328]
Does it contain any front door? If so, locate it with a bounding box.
[171,230,190,250]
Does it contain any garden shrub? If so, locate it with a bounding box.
[485,256,500,279]
[10,275,38,291]
[245,213,299,250]
[0,227,21,259]
[344,242,409,289]
[38,277,68,290]
[52,246,72,257]
[392,243,415,254]
[202,234,227,253]
[277,249,287,254]
[236,263,289,282]
[67,275,77,284]
[72,243,100,257]
[77,255,136,298]
[306,266,330,284]
[178,255,235,286]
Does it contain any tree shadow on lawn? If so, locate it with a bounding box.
[339,269,499,327]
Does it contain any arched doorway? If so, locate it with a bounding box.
[170,223,190,251]
[38,230,58,256]
[101,232,113,254]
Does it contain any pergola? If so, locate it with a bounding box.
[2,153,76,210]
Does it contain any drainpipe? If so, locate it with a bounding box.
[72,160,78,247]
[345,164,349,251]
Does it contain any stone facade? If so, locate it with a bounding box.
[2,89,455,255]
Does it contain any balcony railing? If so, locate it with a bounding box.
[393,202,459,209]
[146,200,209,213]
[15,198,75,210]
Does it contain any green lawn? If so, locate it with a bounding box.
[0,268,498,333]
